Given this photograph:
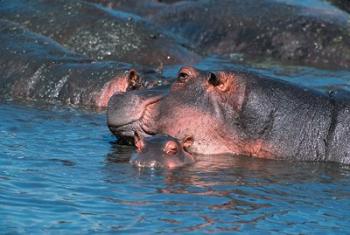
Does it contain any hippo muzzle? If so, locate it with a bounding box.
[107,87,168,138]
[129,133,195,169]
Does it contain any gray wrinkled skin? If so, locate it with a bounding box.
[0,20,162,107]
[327,0,350,13]
[83,0,175,17]
[0,0,200,66]
[151,0,350,69]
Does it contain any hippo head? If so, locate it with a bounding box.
[130,133,195,169]
[108,66,266,156]
[107,66,253,155]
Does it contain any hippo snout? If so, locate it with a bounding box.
[107,87,167,138]
[129,133,195,169]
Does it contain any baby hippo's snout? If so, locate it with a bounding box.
[130,132,195,169]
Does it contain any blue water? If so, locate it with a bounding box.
[1,102,350,234]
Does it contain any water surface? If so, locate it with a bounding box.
[1,103,350,234]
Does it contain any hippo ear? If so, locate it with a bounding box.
[215,72,246,111]
[127,69,141,90]
[134,131,144,152]
[164,141,178,155]
[208,72,230,92]
[182,136,194,150]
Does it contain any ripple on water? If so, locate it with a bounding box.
[1,97,350,234]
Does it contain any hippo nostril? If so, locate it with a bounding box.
[208,72,220,86]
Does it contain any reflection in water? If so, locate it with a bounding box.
[105,142,350,233]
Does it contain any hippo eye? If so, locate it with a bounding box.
[208,72,221,86]
[177,72,190,83]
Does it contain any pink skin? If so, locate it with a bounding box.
[131,67,273,156]
[109,66,350,163]
[130,133,195,169]
[95,70,141,108]
[108,66,275,158]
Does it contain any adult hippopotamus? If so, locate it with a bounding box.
[0,0,199,67]
[130,132,195,169]
[150,0,350,69]
[0,20,162,108]
[108,66,350,164]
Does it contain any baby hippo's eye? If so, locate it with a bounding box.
[208,72,220,86]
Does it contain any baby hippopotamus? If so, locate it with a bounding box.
[130,133,195,169]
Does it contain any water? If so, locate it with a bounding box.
[1,102,350,234]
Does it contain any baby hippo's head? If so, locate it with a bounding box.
[130,132,195,169]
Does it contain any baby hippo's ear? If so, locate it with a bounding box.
[182,136,194,151]
[164,140,178,155]
[134,131,144,152]
[127,69,142,91]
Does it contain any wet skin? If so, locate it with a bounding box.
[84,0,180,17]
[0,20,163,108]
[108,66,350,164]
[130,133,195,169]
[150,0,350,69]
[327,0,350,13]
[0,0,199,67]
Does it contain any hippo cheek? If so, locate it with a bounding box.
[158,90,258,155]
[159,107,234,155]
